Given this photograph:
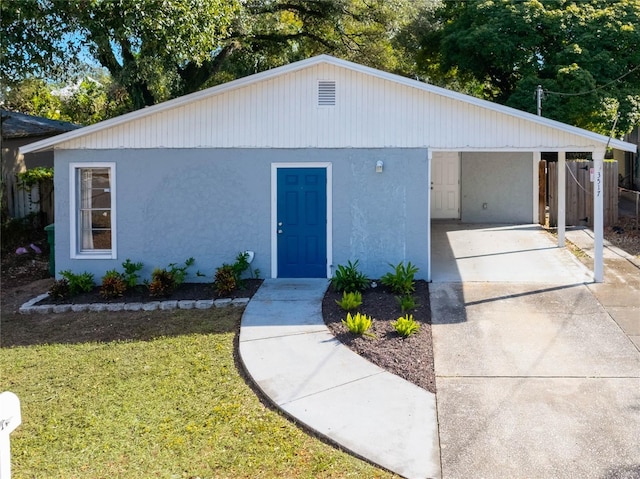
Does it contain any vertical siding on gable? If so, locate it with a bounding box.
[58,64,603,151]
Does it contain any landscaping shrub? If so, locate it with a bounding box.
[59,270,95,296]
[342,312,374,336]
[380,261,419,295]
[392,314,420,337]
[335,291,362,311]
[331,260,369,293]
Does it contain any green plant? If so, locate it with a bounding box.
[121,259,143,288]
[100,270,127,299]
[148,258,195,297]
[335,291,363,311]
[48,278,70,300]
[342,312,374,336]
[392,314,421,338]
[380,261,419,295]
[232,252,250,283]
[167,257,195,286]
[214,265,237,296]
[331,260,370,293]
[149,268,176,297]
[396,294,418,313]
[214,252,254,295]
[17,166,53,189]
[59,270,95,296]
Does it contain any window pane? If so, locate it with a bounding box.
[92,191,110,208]
[78,166,112,252]
[91,169,110,189]
[90,210,111,228]
[91,229,112,249]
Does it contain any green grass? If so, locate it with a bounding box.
[1,309,395,478]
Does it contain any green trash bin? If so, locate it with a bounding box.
[44,224,55,277]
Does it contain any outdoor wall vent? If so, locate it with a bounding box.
[318,80,336,106]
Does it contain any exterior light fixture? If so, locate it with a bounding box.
[376,160,383,173]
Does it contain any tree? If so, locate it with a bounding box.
[2,0,419,111]
[2,0,242,109]
[2,71,131,126]
[410,0,640,135]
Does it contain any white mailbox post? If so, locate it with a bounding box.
[0,392,22,479]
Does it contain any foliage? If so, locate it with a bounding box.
[148,269,176,298]
[1,74,131,126]
[380,261,419,295]
[99,270,127,299]
[410,0,640,135]
[335,291,363,311]
[97,259,143,298]
[0,309,391,478]
[392,313,420,337]
[121,259,144,288]
[48,279,70,300]
[214,265,237,296]
[232,252,251,284]
[59,270,95,296]
[342,311,374,336]
[396,294,418,313]
[148,257,194,297]
[331,260,370,293]
[17,167,54,189]
[2,0,417,112]
[214,252,253,295]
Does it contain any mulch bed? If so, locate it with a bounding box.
[38,279,263,305]
[322,280,436,394]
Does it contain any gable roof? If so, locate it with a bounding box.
[2,109,80,140]
[20,55,637,153]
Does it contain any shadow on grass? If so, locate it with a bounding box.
[1,308,242,348]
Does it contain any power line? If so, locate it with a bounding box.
[543,64,640,97]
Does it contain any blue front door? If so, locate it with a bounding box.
[277,168,327,278]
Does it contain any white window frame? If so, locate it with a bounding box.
[69,162,117,259]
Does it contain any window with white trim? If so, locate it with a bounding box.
[70,163,116,259]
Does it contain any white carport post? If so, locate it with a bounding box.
[593,148,606,282]
[557,151,566,246]
[426,149,432,282]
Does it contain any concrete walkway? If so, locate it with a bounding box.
[238,279,441,479]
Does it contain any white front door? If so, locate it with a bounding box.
[431,152,460,219]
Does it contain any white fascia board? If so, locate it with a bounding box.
[20,54,638,154]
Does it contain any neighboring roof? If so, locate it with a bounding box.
[1,109,80,140]
[19,55,637,153]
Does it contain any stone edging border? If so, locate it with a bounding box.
[19,294,250,314]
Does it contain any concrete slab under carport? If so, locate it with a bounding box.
[430,222,592,284]
[429,223,640,478]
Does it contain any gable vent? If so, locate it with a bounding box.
[318,80,336,106]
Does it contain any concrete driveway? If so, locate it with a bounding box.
[430,223,640,479]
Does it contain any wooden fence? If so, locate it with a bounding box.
[2,175,54,224]
[547,160,618,227]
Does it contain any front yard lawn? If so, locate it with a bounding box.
[1,306,395,478]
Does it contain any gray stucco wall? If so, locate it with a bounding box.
[54,148,430,281]
[460,152,533,223]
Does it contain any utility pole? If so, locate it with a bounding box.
[536,84,543,116]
